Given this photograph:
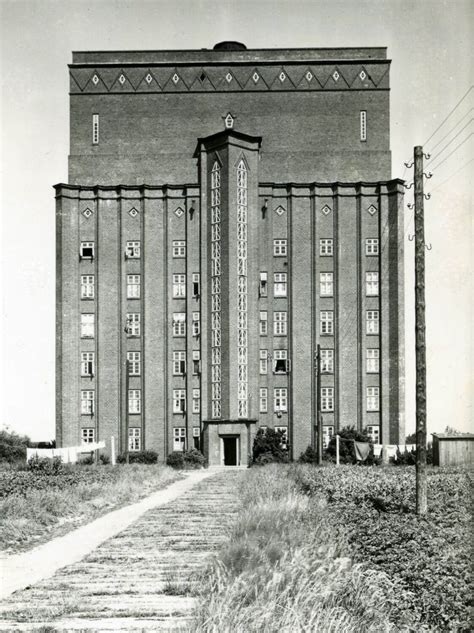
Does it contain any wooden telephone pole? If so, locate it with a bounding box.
[315,344,323,464]
[125,359,130,464]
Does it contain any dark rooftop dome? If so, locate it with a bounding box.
[213,41,247,51]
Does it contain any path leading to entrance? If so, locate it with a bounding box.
[0,468,244,631]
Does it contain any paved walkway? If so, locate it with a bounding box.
[0,468,244,631]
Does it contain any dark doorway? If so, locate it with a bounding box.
[223,436,238,466]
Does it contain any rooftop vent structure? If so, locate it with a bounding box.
[213,41,247,51]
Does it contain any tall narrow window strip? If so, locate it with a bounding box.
[320,239,333,256]
[237,159,249,418]
[274,311,287,336]
[366,310,379,334]
[81,275,95,299]
[274,272,287,297]
[260,311,268,335]
[81,352,95,376]
[81,390,95,415]
[320,311,334,335]
[126,241,140,258]
[172,312,186,337]
[211,161,222,418]
[80,242,94,259]
[126,313,141,337]
[129,428,141,451]
[127,274,140,299]
[320,272,333,296]
[82,428,95,444]
[172,274,186,298]
[172,240,186,258]
[366,272,379,296]
[274,388,288,412]
[367,387,380,411]
[360,110,367,141]
[92,114,99,144]
[259,387,268,413]
[321,387,334,412]
[173,427,186,451]
[365,238,379,256]
[128,389,141,414]
[320,349,334,373]
[172,351,186,376]
[81,314,95,338]
[127,351,141,375]
[366,348,380,373]
[273,239,287,256]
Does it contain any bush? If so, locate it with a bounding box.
[252,428,289,464]
[166,452,185,469]
[325,425,376,465]
[0,428,31,463]
[298,445,319,464]
[99,454,110,465]
[117,450,159,464]
[27,456,63,474]
[166,449,206,469]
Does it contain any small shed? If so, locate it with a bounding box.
[431,433,474,467]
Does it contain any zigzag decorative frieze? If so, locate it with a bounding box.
[70,63,389,93]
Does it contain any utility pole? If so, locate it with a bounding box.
[414,146,427,515]
[125,359,130,464]
[316,344,323,464]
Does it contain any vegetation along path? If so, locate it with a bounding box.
[0,468,244,632]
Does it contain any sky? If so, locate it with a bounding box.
[1,0,472,440]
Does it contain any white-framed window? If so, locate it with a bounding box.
[366,349,380,373]
[192,273,200,297]
[320,311,334,335]
[128,389,141,414]
[367,425,380,443]
[173,351,186,376]
[259,349,268,375]
[173,427,186,451]
[128,428,141,452]
[366,272,379,296]
[274,387,287,412]
[126,313,140,337]
[260,311,268,336]
[321,387,334,412]
[275,426,288,449]
[366,238,379,256]
[274,311,287,336]
[273,349,289,374]
[192,388,200,414]
[173,313,186,337]
[321,349,334,373]
[273,239,287,256]
[126,241,140,258]
[80,275,94,299]
[259,272,268,297]
[323,426,334,449]
[92,114,99,144]
[81,313,95,338]
[81,352,95,377]
[259,387,268,413]
[320,272,333,297]
[127,274,140,299]
[81,390,94,415]
[80,241,94,259]
[172,240,186,258]
[367,387,380,411]
[173,389,186,414]
[274,273,287,297]
[360,110,367,142]
[127,351,141,375]
[193,426,200,449]
[192,312,200,337]
[366,310,379,334]
[81,428,95,444]
[172,274,186,298]
[320,239,333,256]
[192,350,200,375]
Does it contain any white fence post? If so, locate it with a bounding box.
[111,436,116,466]
[336,434,340,466]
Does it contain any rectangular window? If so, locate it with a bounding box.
[173,351,186,376]
[81,428,95,444]
[321,387,334,412]
[274,272,287,297]
[259,311,268,336]
[126,313,140,337]
[128,428,141,452]
[173,313,186,337]
[274,388,287,412]
[192,312,200,337]
[81,313,95,338]
[81,390,95,415]
[126,241,140,259]
[360,110,367,142]
[366,272,379,296]
[192,388,200,414]
[81,352,95,377]
[275,426,288,449]
[80,241,94,259]
[320,272,333,297]
[367,387,380,411]
[127,351,141,376]
[128,389,141,414]
[193,426,200,450]
[192,273,200,297]
[173,389,186,414]
[366,238,379,256]
[259,387,268,413]
[323,426,334,449]
[366,349,380,373]
[320,239,333,256]
[172,274,186,298]
[92,114,99,144]
[259,349,268,375]
[172,240,186,258]
[192,350,200,375]
[273,349,289,374]
[80,275,94,299]
[320,311,334,335]
[320,349,334,374]
[274,311,287,336]
[127,274,140,299]
[273,239,287,257]
[367,425,380,444]
[366,310,379,335]
[259,272,268,297]
[173,427,186,451]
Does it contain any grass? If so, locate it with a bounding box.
[0,463,182,553]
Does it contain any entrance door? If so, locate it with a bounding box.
[223,436,238,466]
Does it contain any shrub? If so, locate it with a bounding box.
[166,449,206,469]
[117,450,158,464]
[166,452,185,469]
[27,456,63,474]
[393,447,416,465]
[252,428,289,464]
[298,445,319,464]
[0,428,30,463]
[99,454,110,465]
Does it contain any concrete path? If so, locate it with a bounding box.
[0,468,244,631]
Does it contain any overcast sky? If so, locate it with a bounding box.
[1,0,472,440]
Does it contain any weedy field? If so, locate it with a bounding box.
[191,464,473,633]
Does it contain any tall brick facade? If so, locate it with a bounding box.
[56,42,404,464]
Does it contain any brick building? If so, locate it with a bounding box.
[55,42,405,465]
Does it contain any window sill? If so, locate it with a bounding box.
[366,371,380,374]
[127,297,141,301]
[81,336,95,339]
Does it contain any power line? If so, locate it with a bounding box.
[429,133,473,172]
[427,107,473,154]
[427,158,474,194]
[426,119,473,166]
[423,86,473,146]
